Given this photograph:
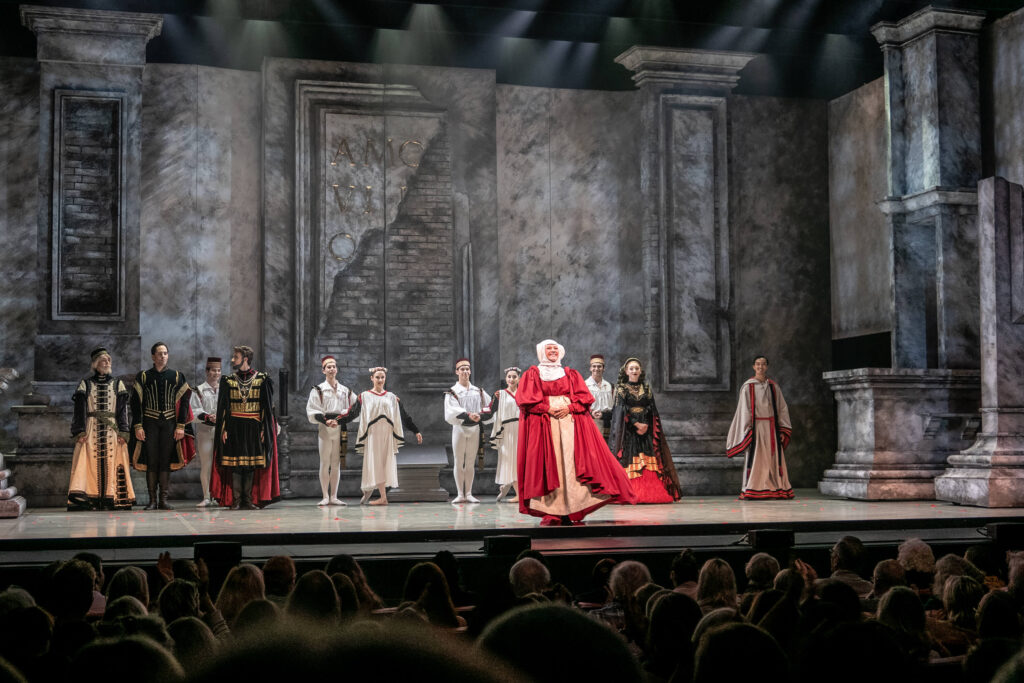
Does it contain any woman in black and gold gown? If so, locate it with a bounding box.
[608,357,681,503]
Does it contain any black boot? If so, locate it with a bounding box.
[144,470,158,510]
[158,471,174,510]
[230,472,242,510]
[240,469,256,510]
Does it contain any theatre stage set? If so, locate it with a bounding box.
[6,2,1024,574]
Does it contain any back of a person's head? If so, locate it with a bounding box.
[933,553,984,599]
[691,607,744,644]
[877,586,925,634]
[800,620,910,683]
[966,543,1004,579]
[590,557,616,586]
[944,574,985,628]
[870,559,906,598]
[671,549,698,586]
[633,582,666,618]
[72,552,104,588]
[262,556,296,597]
[696,558,737,610]
[72,635,183,683]
[977,589,1023,640]
[747,588,784,624]
[897,538,935,574]
[45,559,96,621]
[0,588,35,620]
[215,563,265,622]
[646,591,702,674]
[286,570,339,624]
[773,567,804,598]
[325,553,358,577]
[232,598,280,636]
[967,638,1023,683]
[608,560,651,602]
[106,566,149,607]
[694,622,788,683]
[508,557,551,598]
[514,549,546,565]
[0,605,53,663]
[167,616,217,677]
[330,572,360,617]
[479,604,642,683]
[103,595,148,621]
[158,579,199,623]
[431,550,462,590]
[818,579,862,623]
[745,553,781,590]
[190,622,522,682]
[403,562,458,627]
[831,536,865,573]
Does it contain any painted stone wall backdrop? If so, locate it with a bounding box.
[496,85,643,372]
[729,95,833,487]
[829,78,890,340]
[140,64,261,381]
[990,6,1024,185]
[0,57,39,449]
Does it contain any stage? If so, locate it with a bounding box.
[3,490,1024,568]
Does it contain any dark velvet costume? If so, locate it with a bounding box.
[608,380,681,503]
[211,368,281,508]
[129,367,195,472]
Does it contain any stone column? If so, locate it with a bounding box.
[10,7,161,507]
[935,177,1024,507]
[819,8,984,500]
[615,47,755,494]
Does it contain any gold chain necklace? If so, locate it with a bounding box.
[236,373,256,402]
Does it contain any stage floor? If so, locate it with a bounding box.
[3,490,1024,565]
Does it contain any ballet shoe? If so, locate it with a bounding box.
[506,496,518,503]
[451,495,467,505]
[317,497,330,506]
[369,497,388,506]
[465,495,480,504]
[360,491,372,505]
[196,498,212,507]
[330,497,347,506]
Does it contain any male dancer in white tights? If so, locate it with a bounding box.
[444,358,491,504]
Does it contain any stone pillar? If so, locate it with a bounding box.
[935,178,1024,507]
[819,8,985,500]
[9,7,161,507]
[615,46,755,494]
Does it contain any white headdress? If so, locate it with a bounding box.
[536,339,566,381]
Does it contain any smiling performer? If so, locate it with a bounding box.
[516,339,636,526]
[68,347,136,510]
[306,355,357,506]
[444,358,492,504]
[586,354,614,441]
[489,367,522,503]
[190,357,221,507]
[346,367,422,505]
[726,355,794,500]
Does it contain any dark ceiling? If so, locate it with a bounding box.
[3,0,1024,98]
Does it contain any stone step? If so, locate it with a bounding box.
[0,495,27,518]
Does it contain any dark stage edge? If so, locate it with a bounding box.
[2,490,1024,566]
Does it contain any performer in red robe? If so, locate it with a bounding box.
[516,339,637,526]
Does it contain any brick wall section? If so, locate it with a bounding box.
[58,98,120,315]
[317,227,386,385]
[315,124,455,388]
[385,125,454,378]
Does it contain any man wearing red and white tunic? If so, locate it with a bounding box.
[725,355,794,500]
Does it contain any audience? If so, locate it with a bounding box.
[9,533,1024,683]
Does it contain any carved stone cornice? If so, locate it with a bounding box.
[615,46,756,93]
[871,6,984,48]
[20,5,162,65]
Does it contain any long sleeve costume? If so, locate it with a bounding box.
[726,377,794,500]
